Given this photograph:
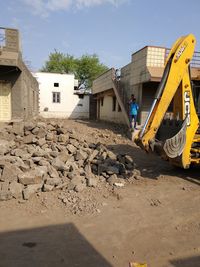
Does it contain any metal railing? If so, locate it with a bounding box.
[165,48,200,68]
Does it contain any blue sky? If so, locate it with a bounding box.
[1,0,200,71]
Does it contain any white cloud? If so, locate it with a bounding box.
[21,0,125,17]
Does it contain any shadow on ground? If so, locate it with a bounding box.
[170,255,200,267]
[0,223,112,267]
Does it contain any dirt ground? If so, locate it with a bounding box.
[0,120,200,267]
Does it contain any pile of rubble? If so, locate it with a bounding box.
[0,120,138,202]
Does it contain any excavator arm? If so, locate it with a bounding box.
[135,34,199,168]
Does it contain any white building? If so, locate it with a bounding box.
[35,72,90,119]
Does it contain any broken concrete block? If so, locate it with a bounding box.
[18,169,43,185]
[1,164,22,182]
[9,181,24,199]
[23,184,43,200]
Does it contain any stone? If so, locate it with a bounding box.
[58,151,70,163]
[107,174,121,186]
[51,157,65,171]
[46,132,54,141]
[1,164,22,182]
[18,169,44,185]
[88,149,99,162]
[24,121,35,131]
[43,184,54,192]
[31,126,40,135]
[9,181,24,199]
[37,128,46,138]
[87,176,98,187]
[37,138,46,147]
[23,134,35,144]
[57,134,68,143]
[37,122,47,128]
[13,148,25,158]
[66,144,77,154]
[68,176,85,190]
[75,150,88,161]
[125,155,134,164]
[0,191,12,201]
[56,127,65,135]
[12,121,24,136]
[38,159,50,167]
[133,169,141,176]
[106,165,120,175]
[48,165,59,178]
[0,140,10,155]
[74,183,86,192]
[45,178,61,186]
[107,151,117,161]
[23,184,43,200]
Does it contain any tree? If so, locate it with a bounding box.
[41,51,108,89]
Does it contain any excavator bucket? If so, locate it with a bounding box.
[129,262,147,267]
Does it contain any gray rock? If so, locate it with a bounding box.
[43,184,54,192]
[1,164,22,182]
[48,165,59,178]
[87,176,98,187]
[57,134,68,143]
[0,191,12,201]
[107,151,117,161]
[106,165,120,175]
[58,151,70,163]
[24,121,35,131]
[23,184,43,200]
[68,176,85,191]
[51,157,65,171]
[0,140,10,155]
[37,138,46,147]
[12,121,24,136]
[13,148,25,158]
[107,174,123,186]
[45,178,61,186]
[37,122,47,128]
[31,126,40,135]
[23,134,34,144]
[74,183,86,192]
[66,144,77,154]
[46,132,54,141]
[9,181,24,199]
[88,149,99,162]
[75,150,88,161]
[125,155,134,164]
[37,128,46,138]
[18,169,44,185]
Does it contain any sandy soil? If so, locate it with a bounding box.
[0,120,200,267]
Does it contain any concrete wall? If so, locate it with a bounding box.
[99,94,125,124]
[0,27,39,121]
[35,72,89,119]
[92,68,115,94]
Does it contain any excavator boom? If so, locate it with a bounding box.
[135,34,200,168]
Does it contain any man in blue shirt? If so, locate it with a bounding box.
[129,95,139,129]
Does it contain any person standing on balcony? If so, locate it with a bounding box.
[129,94,139,130]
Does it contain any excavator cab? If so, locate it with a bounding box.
[135,34,200,169]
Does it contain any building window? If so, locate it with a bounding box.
[118,104,122,112]
[52,92,61,103]
[112,96,116,111]
[54,83,59,87]
[101,97,104,106]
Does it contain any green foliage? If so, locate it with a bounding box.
[41,51,108,89]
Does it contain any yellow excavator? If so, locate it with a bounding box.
[135,34,200,169]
